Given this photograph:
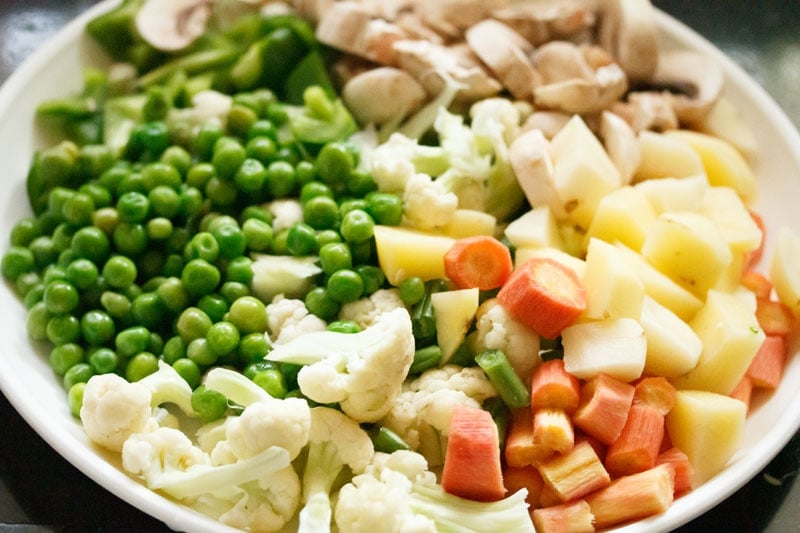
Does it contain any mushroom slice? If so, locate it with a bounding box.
[598,0,659,82]
[342,67,427,128]
[649,50,724,126]
[600,111,640,184]
[522,111,573,139]
[509,128,563,216]
[465,19,540,100]
[611,92,679,132]
[415,0,508,39]
[135,0,212,52]
[491,0,596,45]
[316,2,407,65]
[289,0,335,25]
[393,39,502,103]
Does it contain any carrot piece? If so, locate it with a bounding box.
[747,335,787,389]
[586,463,675,529]
[531,500,595,533]
[572,373,635,445]
[745,210,766,268]
[537,480,563,508]
[533,408,574,456]
[503,465,544,508]
[729,375,753,411]
[656,447,694,496]
[740,270,772,300]
[756,298,795,337]
[530,359,581,412]
[443,235,513,291]
[537,440,611,502]
[441,404,506,501]
[497,257,587,339]
[505,407,540,467]
[605,404,665,477]
[633,376,676,415]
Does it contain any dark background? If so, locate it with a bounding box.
[0,1,798,531]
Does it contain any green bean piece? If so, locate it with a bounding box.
[411,279,449,344]
[475,350,531,409]
[191,385,228,423]
[409,345,443,375]
[369,426,412,454]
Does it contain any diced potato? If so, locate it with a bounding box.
[713,251,747,294]
[582,238,644,321]
[702,186,762,255]
[770,226,800,316]
[639,296,702,378]
[504,207,564,250]
[665,130,757,204]
[514,246,586,279]
[613,243,703,321]
[641,212,733,297]
[373,225,455,285]
[672,290,765,394]
[634,130,705,182]
[562,318,646,382]
[432,288,480,363]
[665,390,746,486]
[634,174,709,214]
[697,96,758,160]
[550,116,622,230]
[558,224,587,257]
[441,209,497,239]
[585,186,657,252]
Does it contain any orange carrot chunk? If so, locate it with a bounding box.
[656,447,695,496]
[505,407,538,467]
[746,335,787,389]
[605,403,665,478]
[530,359,581,412]
[586,463,675,529]
[633,376,676,416]
[441,404,506,502]
[573,373,635,445]
[740,270,772,300]
[497,257,587,339]
[537,440,611,502]
[533,408,574,456]
[745,210,766,268]
[730,375,753,411]
[443,235,513,291]
[756,298,795,337]
[502,465,544,508]
[531,500,595,533]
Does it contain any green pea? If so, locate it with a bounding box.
[399,276,426,306]
[346,168,377,197]
[127,121,169,162]
[253,369,287,398]
[62,192,95,226]
[116,172,147,195]
[142,162,182,191]
[242,218,273,252]
[366,192,403,226]
[100,291,132,320]
[197,293,228,323]
[68,382,86,418]
[299,181,333,205]
[116,326,151,358]
[303,195,339,230]
[103,255,137,289]
[237,332,271,366]
[116,191,150,223]
[356,265,385,296]
[172,358,201,388]
[304,287,339,321]
[16,271,41,298]
[240,205,272,225]
[50,343,85,375]
[194,122,225,161]
[42,264,68,285]
[46,314,81,345]
[265,160,296,198]
[315,229,342,248]
[316,141,354,187]
[270,228,290,255]
[27,302,51,341]
[131,292,166,329]
[225,256,253,285]
[177,186,205,220]
[185,163,214,191]
[247,119,277,140]
[78,182,112,209]
[29,236,58,269]
[340,209,374,244]
[245,136,277,164]
[81,310,116,345]
[23,282,45,310]
[339,198,368,217]
[189,232,220,262]
[181,258,221,297]
[191,385,228,422]
[146,217,173,241]
[148,185,181,218]
[64,362,94,391]
[220,281,250,304]
[234,158,267,194]
[154,277,188,314]
[187,337,218,366]
[212,223,247,259]
[64,259,98,290]
[125,352,159,382]
[319,242,352,275]
[160,145,192,176]
[227,104,258,138]
[295,160,317,186]
[212,137,247,181]
[162,335,187,365]
[286,222,317,256]
[51,223,76,254]
[71,226,110,263]
[226,296,267,334]
[43,280,80,315]
[1,246,35,281]
[205,176,238,208]
[10,217,42,247]
[327,269,364,303]
[350,239,375,265]
[176,307,213,343]
[206,321,240,356]
[89,347,118,374]
[90,208,119,237]
[113,222,148,256]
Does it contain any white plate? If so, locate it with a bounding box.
[0,2,798,532]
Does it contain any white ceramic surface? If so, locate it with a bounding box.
[0,2,798,532]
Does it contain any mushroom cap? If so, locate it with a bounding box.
[600,110,641,184]
[342,67,427,126]
[599,0,659,82]
[135,0,212,52]
[650,50,724,126]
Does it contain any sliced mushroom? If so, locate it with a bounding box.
[509,128,563,217]
[393,39,503,103]
[135,0,212,52]
[415,0,508,40]
[342,67,427,127]
[316,2,407,65]
[465,19,541,100]
[491,0,596,46]
[648,50,724,126]
[598,0,659,82]
[600,110,640,184]
[611,92,679,132]
[521,110,573,139]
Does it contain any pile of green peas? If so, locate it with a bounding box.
[1,85,408,421]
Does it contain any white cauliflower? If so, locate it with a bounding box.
[267,295,327,344]
[402,173,459,230]
[338,288,406,329]
[380,365,497,466]
[334,450,534,533]
[215,466,302,533]
[266,308,415,422]
[268,198,304,232]
[473,298,542,383]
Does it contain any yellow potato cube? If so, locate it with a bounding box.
[634,130,705,181]
[514,246,586,279]
[504,207,564,250]
[634,174,709,214]
[562,318,647,382]
[585,186,657,252]
[770,226,800,316]
[432,288,480,363]
[697,96,758,160]
[641,212,733,297]
[639,296,702,378]
[665,390,746,486]
[582,238,644,321]
[373,225,454,285]
[672,290,765,394]
[441,209,497,239]
[702,186,762,255]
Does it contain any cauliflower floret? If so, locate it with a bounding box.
[217,466,302,533]
[268,198,304,232]
[370,133,419,193]
[225,397,311,461]
[267,308,415,422]
[402,173,459,230]
[266,295,327,344]
[473,298,542,383]
[338,288,406,329]
[380,365,497,466]
[122,427,210,486]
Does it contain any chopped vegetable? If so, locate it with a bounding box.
[443,235,513,291]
